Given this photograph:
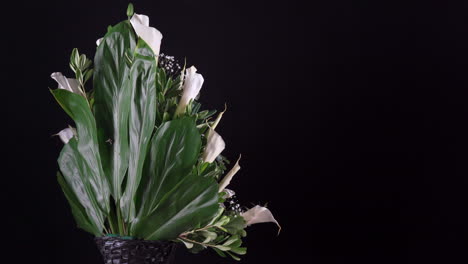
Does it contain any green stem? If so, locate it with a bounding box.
[179,236,219,248]
[116,204,125,235]
[108,206,119,234]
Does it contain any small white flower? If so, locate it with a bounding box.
[175,66,204,115]
[222,188,236,199]
[51,72,83,96]
[202,128,225,163]
[55,127,75,144]
[241,205,281,234]
[130,13,163,55]
[218,155,241,192]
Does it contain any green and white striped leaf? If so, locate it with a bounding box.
[57,171,101,235]
[133,118,202,223]
[52,89,110,214]
[131,171,219,240]
[93,21,136,200]
[120,38,157,222]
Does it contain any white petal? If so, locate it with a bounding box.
[51,72,71,91]
[130,13,163,55]
[175,66,204,115]
[96,38,103,46]
[241,205,281,233]
[202,129,225,163]
[55,128,75,144]
[50,72,82,95]
[67,78,81,94]
[131,13,149,26]
[218,155,241,192]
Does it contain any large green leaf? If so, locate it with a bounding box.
[93,21,136,200]
[57,171,101,235]
[52,89,110,213]
[132,172,219,240]
[130,118,219,240]
[57,138,106,234]
[120,39,158,222]
[134,118,202,221]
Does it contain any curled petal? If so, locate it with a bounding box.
[130,13,163,55]
[175,66,204,115]
[50,72,82,96]
[241,205,281,234]
[202,129,225,163]
[211,103,227,130]
[218,155,241,192]
[55,127,75,144]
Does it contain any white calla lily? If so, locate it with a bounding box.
[55,127,75,144]
[130,13,163,55]
[51,72,83,96]
[218,155,241,192]
[202,128,225,163]
[175,66,204,115]
[241,205,281,234]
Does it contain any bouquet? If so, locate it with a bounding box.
[51,3,279,261]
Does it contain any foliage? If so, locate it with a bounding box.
[52,4,256,261]
[178,206,248,261]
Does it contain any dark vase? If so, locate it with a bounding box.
[95,236,177,264]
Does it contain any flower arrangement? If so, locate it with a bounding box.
[51,3,279,261]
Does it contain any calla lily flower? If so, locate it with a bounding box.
[130,13,163,55]
[218,155,241,192]
[202,128,225,163]
[51,72,84,97]
[241,205,281,234]
[175,66,204,115]
[96,14,162,56]
[55,127,75,144]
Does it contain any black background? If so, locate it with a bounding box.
[4,0,468,263]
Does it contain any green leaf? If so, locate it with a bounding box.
[222,235,240,247]
[212,247,227,258]
[214,245,231,251]
[207,207,225,225]
[51,89,110,214]
[93,21,136,200]
[201,230,217,243]
[178,238,193,249]
[230,247,247,255]
[120,38,158,222]
[224,215,246,235]
[226,251,241,261]
[70,48,79,73]
[188,243,207,254]
[57,139,107,234]
[131,171,219,240]
[133,118,201,221]
[84,69,93,83]
[215,215,230,227]
[57,172,101,235]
